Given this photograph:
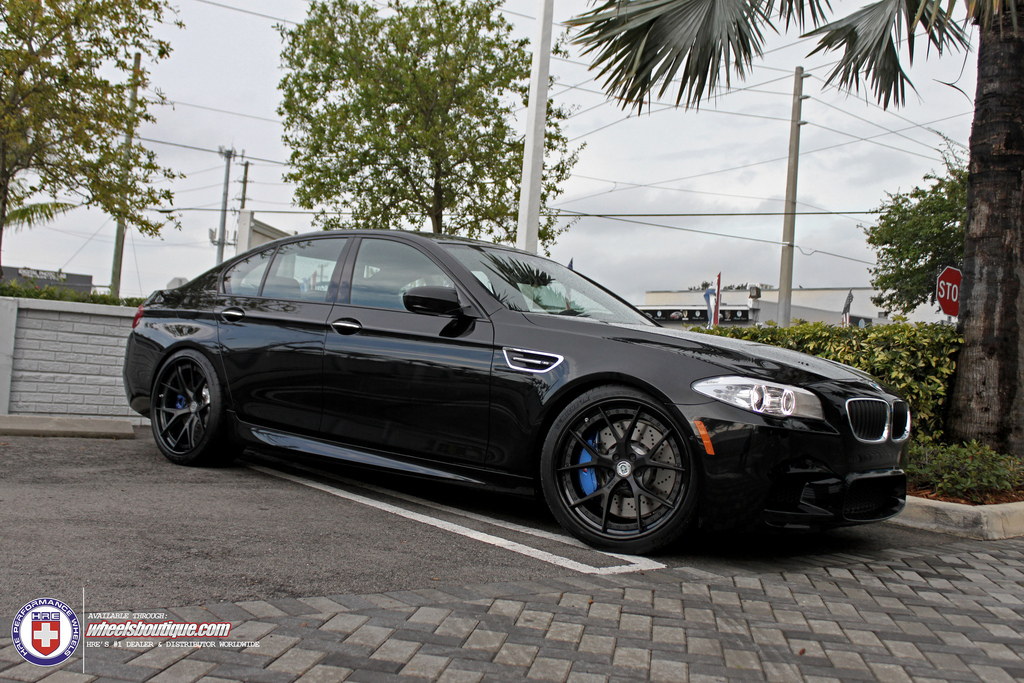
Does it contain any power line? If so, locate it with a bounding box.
[808,97,942,154]
[166,99,282,124]
[554,210,877,266]
[560,210,878,217]
[138,136,288,165]
[189,0,297,25]
[804,122,941,162]
[556,111,972,206]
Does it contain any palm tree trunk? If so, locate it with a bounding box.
[947,17,1024,457]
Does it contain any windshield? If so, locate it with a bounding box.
[443,244,655,326]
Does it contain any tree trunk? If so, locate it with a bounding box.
[0,182,8,273]
[947,18,1024,457]
[430,162,444,234]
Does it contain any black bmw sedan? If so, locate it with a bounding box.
[124,230,908,554]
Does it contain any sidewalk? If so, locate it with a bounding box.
[2,536,1022,682]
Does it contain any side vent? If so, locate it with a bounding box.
[503,348,564,374]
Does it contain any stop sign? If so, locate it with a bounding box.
[936,266,962,317]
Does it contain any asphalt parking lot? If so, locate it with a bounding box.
[2,431,1023,681]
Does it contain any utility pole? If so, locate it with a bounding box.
[214,147,234,264]
[515,0,554,255]
[110,52,142,299]
[777,66,808,327]
[239,160,251,210]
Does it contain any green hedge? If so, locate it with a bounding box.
[906,438,1022,502]
[696,322,962,438]
[0,281,145,308]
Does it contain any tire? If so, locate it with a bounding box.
[150,349,235,466]
[540,385,698,554]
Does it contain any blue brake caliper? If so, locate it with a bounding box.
[175,395,187,410]
[578,437,598,495]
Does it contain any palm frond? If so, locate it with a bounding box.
[967,0,1021,31]
[805,0,969,108]
[569,0,773,110]
[5,202,78,231]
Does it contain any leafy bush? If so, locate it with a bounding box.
[0,281,144,308]
[905,438,1023,503]
[698,322,961,438]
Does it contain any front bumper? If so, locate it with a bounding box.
[762,467,906,529]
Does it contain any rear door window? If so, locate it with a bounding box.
[222,247,275,296]
[262,238,347,302]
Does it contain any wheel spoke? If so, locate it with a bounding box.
[597,405,622,442]
[568,430,605,462]
[174,365,192,401]
[558,461,611,474]
[642,461,685,473]
[645,431,672,457]
[569,479,615,509]
[159,408,188,434]
[600,482,618,533]
[188,414,203,449]
[623,408,641,445]
[634,481,677,510]
[633,488,643,532]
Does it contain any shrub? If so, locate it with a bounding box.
[0,281,144,308]
[905,438,1023,503]
[698,322,962,438]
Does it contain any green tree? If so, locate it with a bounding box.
[866,147,967,314]
[0,0,179,271]
[278,0,579,248]
[570,0,1024,458]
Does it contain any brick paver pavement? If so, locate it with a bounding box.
[2,537,1021,682]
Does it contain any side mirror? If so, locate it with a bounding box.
[403,286,463,317]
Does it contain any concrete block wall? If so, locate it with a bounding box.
[0,297,147,423]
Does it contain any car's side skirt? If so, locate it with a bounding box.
[231,416,537,495]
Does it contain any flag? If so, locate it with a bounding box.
[713,272,721,327]
[841,289,853,327]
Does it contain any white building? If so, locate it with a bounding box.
[640,287,948,328]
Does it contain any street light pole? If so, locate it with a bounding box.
[515,0,554,254]
[777,66,808,327]
[110,52,142,298]
[215,147,234,264]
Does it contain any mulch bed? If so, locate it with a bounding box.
[909,488,1024,506]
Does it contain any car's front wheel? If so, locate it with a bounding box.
[540,386,698,554]
[150,349,234,466]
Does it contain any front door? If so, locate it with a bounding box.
[321,237,494,465]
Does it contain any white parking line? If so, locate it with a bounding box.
[248,465,666,575]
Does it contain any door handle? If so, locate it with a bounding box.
[220,307,245,323]
[331,318,362,335]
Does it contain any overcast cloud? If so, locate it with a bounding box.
[3,0,976,312]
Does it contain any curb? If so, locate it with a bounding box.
[890,495,1024,540]
[0,415,136,439]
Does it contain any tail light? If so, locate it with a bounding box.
[131,304,145,329]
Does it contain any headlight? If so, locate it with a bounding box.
[692,376,825,420]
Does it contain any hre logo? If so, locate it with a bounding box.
[12,599,80,666]
[32,612,62,655]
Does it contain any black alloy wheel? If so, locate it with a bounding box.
[541,386,698,553]
[150,349,232,465]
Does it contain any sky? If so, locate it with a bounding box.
[3,0,978,316]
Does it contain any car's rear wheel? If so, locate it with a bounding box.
[150,349,234,466]
[540,386,698,554]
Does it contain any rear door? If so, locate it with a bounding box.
[321,237,494,465]
[216,237,349,434]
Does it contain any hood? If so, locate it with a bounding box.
[606,323,884,389]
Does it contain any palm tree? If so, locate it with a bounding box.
[569,0,1023,457]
